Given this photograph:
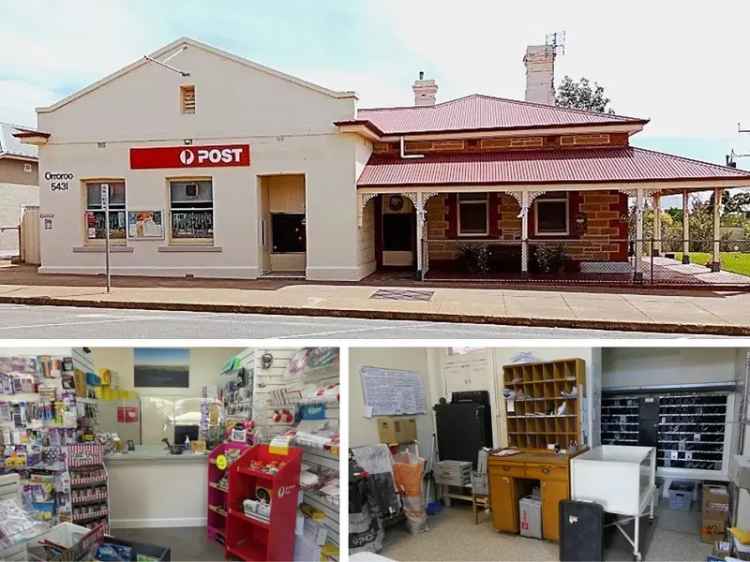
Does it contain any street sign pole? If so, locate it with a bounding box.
[101,184,111,293]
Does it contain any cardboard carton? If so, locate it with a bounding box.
[376,416,417,444]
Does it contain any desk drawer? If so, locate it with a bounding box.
[489,464,526,479]
[526,464,568,482]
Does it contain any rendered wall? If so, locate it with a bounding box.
[36,41,363,280]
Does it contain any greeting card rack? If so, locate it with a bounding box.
[225,444,302,562]
[66,443,109,534]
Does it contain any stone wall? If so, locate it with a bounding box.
[423,190,628,270]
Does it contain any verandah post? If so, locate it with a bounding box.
[634,188,644,282]
[711,186,722,272]
[416,191,424,280]
[682,190,690,264]
[652,193,661,256]
[520,191,529,278]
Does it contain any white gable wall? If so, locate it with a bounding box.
[36,40,366,280]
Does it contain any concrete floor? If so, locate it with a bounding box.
[379,498,712,562]
[0,303,705,339]
[111,527,224,561]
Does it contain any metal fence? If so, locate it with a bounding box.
[422,237,750,288]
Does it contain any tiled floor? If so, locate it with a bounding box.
[379,498,712,561]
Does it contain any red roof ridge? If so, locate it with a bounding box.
[631,145,750,176]
[359,93,647,124]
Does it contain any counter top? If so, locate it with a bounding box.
[488,448,587,466]
[105,445,209,463]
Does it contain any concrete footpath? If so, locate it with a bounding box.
[0,265,748,335]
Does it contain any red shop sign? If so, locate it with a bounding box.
[130,144,250,169]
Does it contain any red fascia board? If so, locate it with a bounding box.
[12,130,51,139]
[333,119,385,136]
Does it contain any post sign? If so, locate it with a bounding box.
[129,144,250,169]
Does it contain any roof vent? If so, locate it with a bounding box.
[181,85,196,114]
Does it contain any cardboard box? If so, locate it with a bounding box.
[704,484,730,515]
[376,416,417,444]
[701,516,728,544]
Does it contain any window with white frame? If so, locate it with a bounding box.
[457,193,489,236]
[169,180,214,240]
[85,181,126,240]
[535,194,569,235]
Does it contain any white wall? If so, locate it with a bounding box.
[91,347,242,396]
[603,348,739,388]
[349,347,435,461]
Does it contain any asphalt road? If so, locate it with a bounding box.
[0,303,706,339]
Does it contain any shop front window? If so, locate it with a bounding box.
[169,180,214,240]
[535,194,569,235]
[272,213,306,253]
[85,182,126,240]
[458,193,489,236]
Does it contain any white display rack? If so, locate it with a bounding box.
[572,445,657,561]
[300,445,339,548]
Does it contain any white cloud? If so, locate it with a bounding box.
[0,80,58,126]
[370,0,750,139]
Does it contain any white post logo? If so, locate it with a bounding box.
[179,149,195,166]
[179,147,244,166]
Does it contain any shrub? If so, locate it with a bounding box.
[458,244,491,274]
[535,244,566,273]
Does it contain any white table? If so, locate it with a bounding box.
[571,445,656,561]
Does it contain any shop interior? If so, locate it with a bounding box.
[349,346,750,562]
[0,345,340,562]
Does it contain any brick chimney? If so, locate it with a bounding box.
[524,45,556,105]
[412,71,438,106]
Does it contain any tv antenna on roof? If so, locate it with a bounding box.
[545,31,566,56]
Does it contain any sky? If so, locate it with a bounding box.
[2,0,750,170]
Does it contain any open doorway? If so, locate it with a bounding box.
[377,194,416,270]
[258,174,306,277]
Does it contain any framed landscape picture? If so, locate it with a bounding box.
[134,348,190,388]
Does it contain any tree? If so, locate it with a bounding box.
[723,191,750,214]
[555,76,614,114]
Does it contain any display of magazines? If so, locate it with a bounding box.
[0,354,91,524]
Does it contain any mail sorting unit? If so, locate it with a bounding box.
[570,445,657,562]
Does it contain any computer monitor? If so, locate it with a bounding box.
[174,425,199,444]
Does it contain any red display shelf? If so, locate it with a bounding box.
[225,444,302,562]
[207,442,251,544]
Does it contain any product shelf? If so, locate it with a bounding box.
[225,443,301,561]
[207,442,251,545]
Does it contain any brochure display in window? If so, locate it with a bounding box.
[169,180,213,240]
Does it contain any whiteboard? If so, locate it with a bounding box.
[360,366,427,416]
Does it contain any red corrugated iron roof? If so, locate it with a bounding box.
[357,147,750,187]
[349,94,647,135]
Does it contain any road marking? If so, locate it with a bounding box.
[0,318,145,331]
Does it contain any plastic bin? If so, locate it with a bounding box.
[668,481,695,511]
[96,537,171,561]
[519,496,542,539]
[27,522,103,561]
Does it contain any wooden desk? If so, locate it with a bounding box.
[488,450,584,542]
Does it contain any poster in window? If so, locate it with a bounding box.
[134,348,190,388]
[127,210,164,239]
[85,211,97,239]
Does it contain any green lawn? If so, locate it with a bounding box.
[673,252,750,277]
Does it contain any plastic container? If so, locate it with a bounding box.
[668,481,695,511]
[519,496,542,539]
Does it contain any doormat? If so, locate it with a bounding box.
[370,288,435,301]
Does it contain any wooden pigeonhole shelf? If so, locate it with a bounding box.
[503,358,585,451]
